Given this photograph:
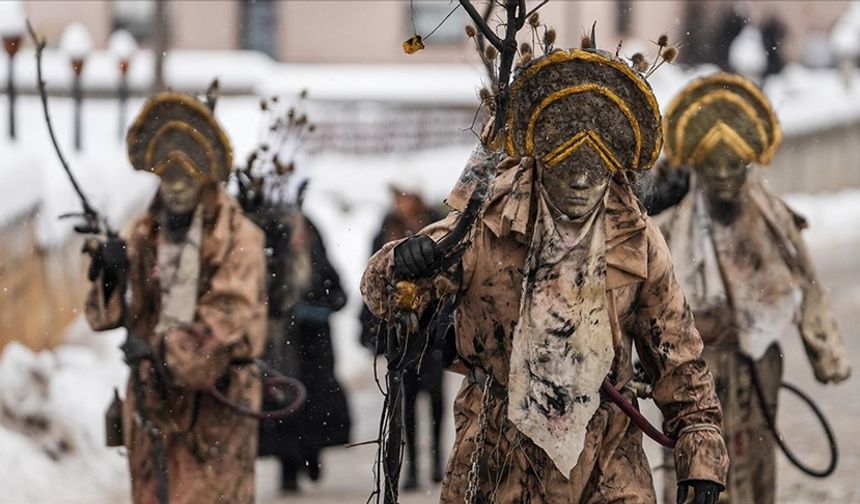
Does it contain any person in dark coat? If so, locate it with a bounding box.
[258,206,351,492]
[762,16,787,79]
[359,186,448,489]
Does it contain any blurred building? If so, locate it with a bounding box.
[20,0,852,65]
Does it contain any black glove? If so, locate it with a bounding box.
[393,235,440,279]
[87,237,129,299]
[677,480,722,504]
[120,332,153,366]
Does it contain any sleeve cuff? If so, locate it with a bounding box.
[674,428,729,489]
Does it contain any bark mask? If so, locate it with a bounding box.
[127,92,233,187]
[505,49,663,219]
[663,73,782,180]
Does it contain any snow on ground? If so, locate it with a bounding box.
[0,318,129,503]
[786,189,860,249]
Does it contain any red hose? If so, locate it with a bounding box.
[601,378,676,449]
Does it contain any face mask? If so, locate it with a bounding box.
[699,147,750,205]
[158,164,203,216]
[541,148,610,219]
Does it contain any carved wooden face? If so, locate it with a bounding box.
[699,146,749,205]
[541,149,610,219]
[158,163,203,215]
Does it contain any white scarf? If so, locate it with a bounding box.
[154,206,204,334]
[507,187,614,477]
[666,176,800,359]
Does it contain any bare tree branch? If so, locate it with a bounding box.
[475,1,497,86]
[26,20,101,225]
[524,0,550,22]
[491,0,525,137]
[459,0,503,49]
[516,0,527,29]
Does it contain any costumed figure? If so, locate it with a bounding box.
[238,95,351,492]
[85,92,267,504]
[359,183,449,489]
[361,43,729,503]
[657,73,852,504]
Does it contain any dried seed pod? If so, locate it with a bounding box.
[271,95,280,103]
[465,25,477,38]
[631,52,649,72]
[662,46,678,63]
[518,50,533,67]
[544,28,557,47]
[259,99,268,111]
[485,45,498,60]
[581,36,594,50]
[299,89,308,99]
[657,33,669,47]
[528,12,540,28]
[520,42,532,55]
[479,87,493,103]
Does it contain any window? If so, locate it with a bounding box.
[240,0,278,59]
[410,1,466,45]
[112,0,155,43]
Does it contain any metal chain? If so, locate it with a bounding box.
[464,376,493,504]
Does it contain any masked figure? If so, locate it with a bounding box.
[85,93,267,504]
[361,49,728,504]
[658,73,851,504]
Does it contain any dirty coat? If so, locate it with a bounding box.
[361,158,728,503]
[85,186,267,504]
[658,172,851,504]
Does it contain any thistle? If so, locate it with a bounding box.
[631,53,649,73]
[544,28,556,50]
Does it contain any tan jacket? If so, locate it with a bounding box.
[85,186,266,504]
[361,161,728,503]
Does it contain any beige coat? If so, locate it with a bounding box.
[85,186,267,504]
[362,160,728,503]
[659,174,850,504]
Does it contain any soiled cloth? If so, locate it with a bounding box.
[154,205,203,335]
[507,162,614,477]
[659,170,850,378]
[658,171,850,504]
[362,157,728,503]
[85,186,267,504]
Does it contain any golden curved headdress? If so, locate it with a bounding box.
[505,49,662,172]
[663,73,781,168]
[127,92,233,183]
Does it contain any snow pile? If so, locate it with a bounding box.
[59,22,93,61]
[0,320,130,503]
[0,95,158,248]
[765,63,860,136]
[785,189,860,249]
[0,144,43,228]
[0,0,25,38]
[108,30,137,61]
[831,1,860,60]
